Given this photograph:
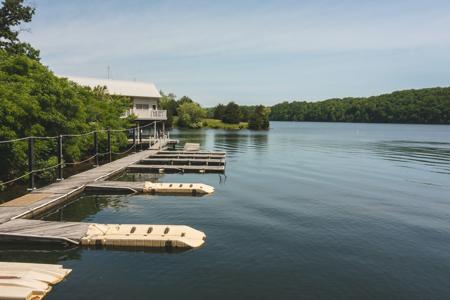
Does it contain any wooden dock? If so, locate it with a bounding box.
[0,145,162,223]
[126,150,226,173]
[140,158,225,165]
[0,219,206,249]
[127,164,225,173]
[0,141,226,250]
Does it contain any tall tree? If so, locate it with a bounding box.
[176,102,206,128]
[159,91,177,128]
[222,101,241,124]
[249,105,270,130]
[0,0,39,59]
[213,103,226,120]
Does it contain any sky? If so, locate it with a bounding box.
[20,0,450,106]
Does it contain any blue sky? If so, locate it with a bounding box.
[21,0,450,106]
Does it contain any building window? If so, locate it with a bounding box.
[135,104,149,110]
[152,105,157,110]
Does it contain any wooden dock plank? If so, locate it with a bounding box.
[0,219,90,243]
[85,181,145,193]
[157,150,225,155]
[152,154,226,159]
[140,158,225,165]
[127,164,225,173]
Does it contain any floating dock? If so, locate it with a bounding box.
[140,158,225,166]
[0,261,71,300]
[127,164,225,173]
[85,181,214,195]
[0,142,224,250]
[0,140,224,248]
[126,150,226,173]
[0,219,206,249]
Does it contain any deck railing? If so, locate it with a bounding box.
[125,109,167,120]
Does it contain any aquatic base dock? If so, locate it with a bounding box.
[126,150,226,173]
[0,141,225,249]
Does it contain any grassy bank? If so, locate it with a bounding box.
[202,119,248,129]
[171,117,248,129]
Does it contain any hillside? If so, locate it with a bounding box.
[270,88,450,124]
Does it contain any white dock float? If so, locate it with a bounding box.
[0,219,206,249]
[143,182,214,195]
[85,181,215,196]
[183,143,200,151]
[0,262,71,300]
[81,224,206,248]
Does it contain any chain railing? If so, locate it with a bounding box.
[0,121,162,191]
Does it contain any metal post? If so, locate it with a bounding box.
[132,127,136,153]
[107,128,112,163]
[94,131,99,166]
[57,135,63,180]
[139,124,143,151]
[28,137,35,190]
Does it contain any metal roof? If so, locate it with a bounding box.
[63,76,161,98]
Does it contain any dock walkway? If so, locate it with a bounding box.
[0,142,164,224]
[0,141,224,250]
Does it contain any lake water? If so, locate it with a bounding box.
[2,122,450,299]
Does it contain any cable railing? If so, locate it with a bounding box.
[0,121,162,191]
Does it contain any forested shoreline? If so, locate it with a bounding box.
[270,88,450,124]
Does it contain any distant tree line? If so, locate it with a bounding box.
[270,88,450,124]
[160,94,270,130]
[211,102,270,130]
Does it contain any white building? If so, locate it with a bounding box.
[64,76,167,122]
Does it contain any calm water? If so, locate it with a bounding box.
[2,122,450,299]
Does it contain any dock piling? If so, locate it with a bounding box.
[27,137,35,190]
[57,135,63,180]
[93,131,99,167]
[107,128,112,163]
[132,127,136,153]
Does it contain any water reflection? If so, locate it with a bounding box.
[116,172,165,182]
[44,195,127,222]
[213,132,249,155]
[0,243,81,264]
[249,131,269,153]
[371,140,450,174]
[169,129,207,147]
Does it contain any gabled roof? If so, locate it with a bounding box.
[63,76,161,98]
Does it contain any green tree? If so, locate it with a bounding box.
[0,50,133,183]
[176,102,206,128]
[178,96,193,106]
[0,0,39,59]
[270,88,450,124]
[222,101,241,124]
[213,103,226,120]
[159,91,177,128]
[249,105,270,130]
